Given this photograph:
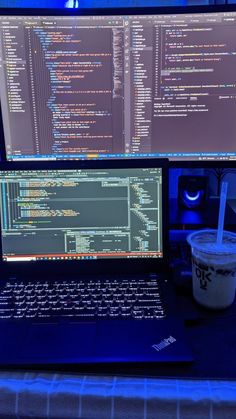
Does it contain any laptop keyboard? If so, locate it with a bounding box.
[0,277,165,320]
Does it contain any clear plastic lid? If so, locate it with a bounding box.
[187,229,236,255]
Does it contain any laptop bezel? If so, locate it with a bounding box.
[0,158,169,279]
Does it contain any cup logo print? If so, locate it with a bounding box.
[192,256,212,291]
[193,255,236,292]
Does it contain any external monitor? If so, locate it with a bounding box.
[0,6,236,162]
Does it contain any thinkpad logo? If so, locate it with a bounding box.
[152,336,176,352]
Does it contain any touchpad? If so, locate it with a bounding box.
[20,322,97,363]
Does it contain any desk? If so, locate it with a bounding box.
[68,285,236,381]
[1,285,236,417]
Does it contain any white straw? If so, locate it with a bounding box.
[216,181,228,245]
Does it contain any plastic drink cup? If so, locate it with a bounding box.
[187,229,236,309]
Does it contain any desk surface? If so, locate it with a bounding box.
[1,290,236,418]
[1,246,236,417]
[69,288,236,380]
[0,241,235,380]
[2,279,235,381]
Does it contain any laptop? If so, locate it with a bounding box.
[0,158,193,367]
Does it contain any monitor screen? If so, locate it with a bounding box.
[0,164,163,262]
[0,7,236,162]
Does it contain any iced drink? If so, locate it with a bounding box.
[187,229,236,309]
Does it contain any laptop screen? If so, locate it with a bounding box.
[0,163,164,263]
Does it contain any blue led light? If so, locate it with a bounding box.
[182,189,205,209]
[184,190,201,202]
[65,0,79,7]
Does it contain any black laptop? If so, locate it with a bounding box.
[0,158,193,366]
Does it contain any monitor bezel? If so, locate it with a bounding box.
[0,4,236,15]
[0,5,236,166]
[0,158,169,278]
